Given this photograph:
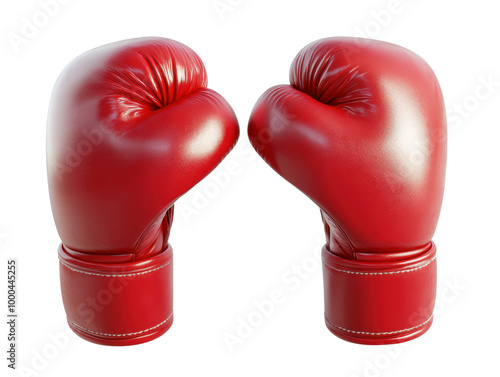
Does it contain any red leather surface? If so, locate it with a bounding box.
[59,244,173,346]
[323,243,436,344]
[47,38,239,345]
[248,38,446,344]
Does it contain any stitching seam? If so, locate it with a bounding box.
[325,256,436,275]
[59,260,171,277]
[328,315,433,336]
[67,313,173,337]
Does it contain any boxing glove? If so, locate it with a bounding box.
[47,37,239,345]
[248,37,446,344]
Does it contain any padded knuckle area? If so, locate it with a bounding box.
[101,39,208,128]
[290,39,375,115]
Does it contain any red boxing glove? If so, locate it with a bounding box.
[248,37,446,344]
[47,38,239,345]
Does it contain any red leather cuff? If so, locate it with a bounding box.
[58,244,173,346]
[322,242,437,345]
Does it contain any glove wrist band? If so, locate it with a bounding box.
[58,243,174,346]
[322,241,437,345]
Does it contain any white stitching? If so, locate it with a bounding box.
[59,260,171,277]
[325,256,436,276]
[329,315,433,336]
[68,313,173,338]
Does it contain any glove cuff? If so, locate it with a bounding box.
[322,242,437,345]
[58,243,173,346]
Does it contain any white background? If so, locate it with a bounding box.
[1,0,499,376]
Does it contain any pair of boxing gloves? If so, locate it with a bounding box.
[47,37,446,346]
